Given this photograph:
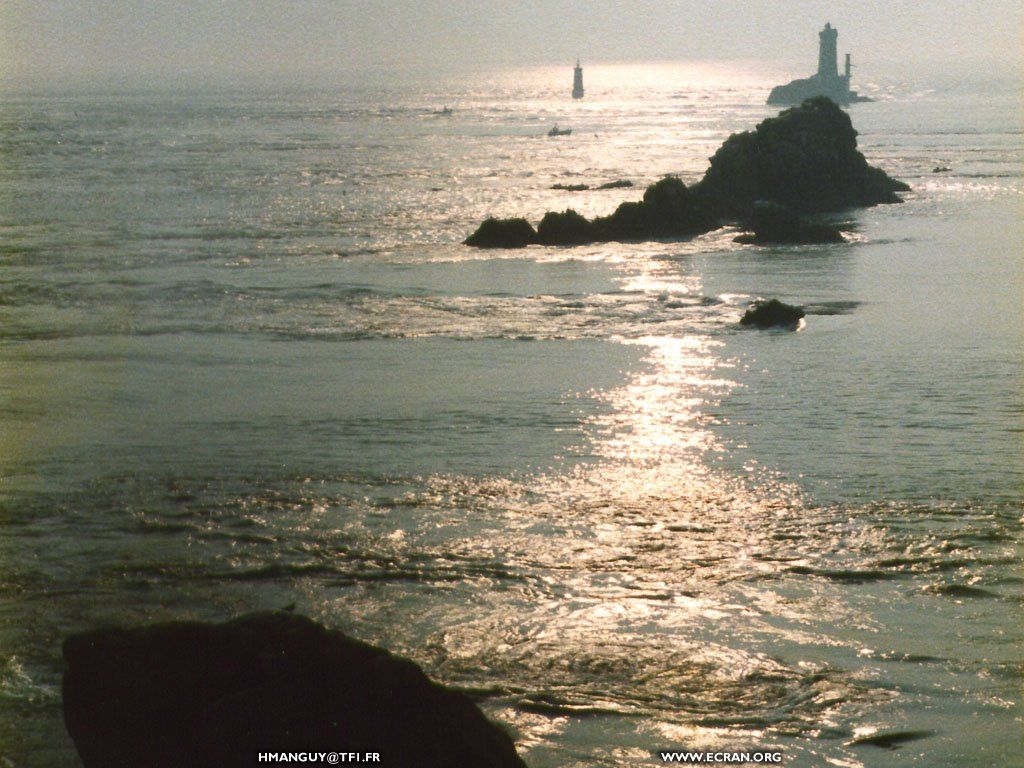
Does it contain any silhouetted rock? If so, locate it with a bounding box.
[536,208,595,245]
[551,183,590,191]
[695,97,909,216]
[734,201,845,244]
[932,166,951,173]
[464,217,537,248]
[739,299,806,329]
[464,98,906,248]
[596,179,634,189]
[63,612,527,768]
[591,176,718,241]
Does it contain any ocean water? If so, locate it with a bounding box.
[0,62,1021,766]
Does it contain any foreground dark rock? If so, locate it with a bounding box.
[696,97,908,217]
[740,299,806,329]
[537,208,595,245]
[467,177,716,247]
[734,201,845,244]
[533,178,716,245]
[591,176,717,241]
[466,97,907,248]
[63,612,527,768]
[464,216,537,248]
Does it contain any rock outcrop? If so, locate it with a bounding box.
[734,201,845,244]
[63,611,527,768]
[591,176,718,241]
[596,179,634,189]
[550,180,633,192]
[466,98,907,249]
[537,208,595,245]
[695,97,908,217]
[739,299,806,329]
[464,217,537,249]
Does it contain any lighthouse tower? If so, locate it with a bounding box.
[572,60,584,99]
[817,22,839,79]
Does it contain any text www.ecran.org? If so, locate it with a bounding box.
[660,752,783,764]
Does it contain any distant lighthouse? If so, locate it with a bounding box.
[817,22,839,79]
[766,22,870,106]
[572,59,584,99]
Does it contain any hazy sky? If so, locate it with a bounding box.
[2,0,1021,87]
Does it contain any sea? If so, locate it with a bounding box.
[0,62,1020,767]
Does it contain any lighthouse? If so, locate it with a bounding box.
[766,23,870,106]
[572,59,584,99]
[817,22,839,79]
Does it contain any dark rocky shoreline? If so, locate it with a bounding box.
[63,612,527,768]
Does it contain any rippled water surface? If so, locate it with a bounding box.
[0,64,1021,766]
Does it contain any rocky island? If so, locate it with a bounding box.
[767,23,871,106]
[465,96,908,248]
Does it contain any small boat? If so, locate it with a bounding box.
[548,125,572,137]
[434,106,453,116]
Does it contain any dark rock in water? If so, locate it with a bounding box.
[464,217,537,248]
[695,97,909,216]
[932,166,951,173]
[592,176,718,241]
[525,178,716,247]
[536,208,595,245]
[550,180,633,191]
[62,612,527,768]
[464,98,906,248]
[739,299,806,329]
[596,179,634,189]
[734,201,845,244]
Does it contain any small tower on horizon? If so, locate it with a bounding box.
[817,22,839,79]
[572,59,584,99]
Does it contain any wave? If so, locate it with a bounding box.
[0,283,745,343]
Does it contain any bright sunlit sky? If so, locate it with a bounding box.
[2,0,1021,88]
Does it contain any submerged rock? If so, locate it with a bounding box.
[464,217,537,248]
[63,612,527,768]
[739,299,806,329]
[734,201,845,244]
[549,180,632,192]
[696,97,909,216]
[848,729,935,749]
